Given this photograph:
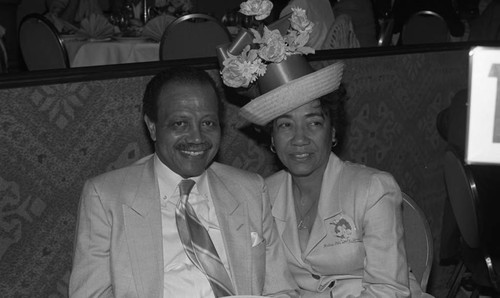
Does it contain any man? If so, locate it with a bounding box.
[69,67,299,297]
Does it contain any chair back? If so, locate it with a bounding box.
[443,149,481,249]
[267,12,292,35]
[0,38,7,73]
[19,13,70,71]
[402,192,433,291]
[159,13,232,61]
[443,149,500,294]
[400,10,450,45]
[377,17,395,46]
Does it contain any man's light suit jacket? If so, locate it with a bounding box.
[69,154,299,298]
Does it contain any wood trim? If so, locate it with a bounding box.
[1,41,499,89]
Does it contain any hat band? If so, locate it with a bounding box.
[258,55,314,93]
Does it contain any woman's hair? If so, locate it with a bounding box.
[319,83,349,150]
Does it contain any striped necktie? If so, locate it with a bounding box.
[175,179,235,297]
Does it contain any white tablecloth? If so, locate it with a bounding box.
[64,39,160,67]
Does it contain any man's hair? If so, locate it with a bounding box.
[142,67,220,122]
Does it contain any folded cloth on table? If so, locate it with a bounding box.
[142,14,177,42]
[45,13,80,34]
[76,13,114,40]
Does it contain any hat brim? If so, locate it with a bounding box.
[239,61,345,126]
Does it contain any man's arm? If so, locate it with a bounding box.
[69,179,113,298]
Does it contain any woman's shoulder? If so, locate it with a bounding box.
[337,160,402,205]
[265,169,287,182]
[341,160,397,183]
[264,170,288,200]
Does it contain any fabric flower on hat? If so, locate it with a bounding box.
[221,46,267,88]
[290,7,313,33]
[240,0,273,20]
[219,0,315,89]
[253,27,287,63]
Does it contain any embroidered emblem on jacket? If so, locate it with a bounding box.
[330,215,357,244]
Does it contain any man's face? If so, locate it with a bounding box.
[144,81,221,178]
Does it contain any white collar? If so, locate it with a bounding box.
[153,153,209,201]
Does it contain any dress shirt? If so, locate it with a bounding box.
[154,154,231,298]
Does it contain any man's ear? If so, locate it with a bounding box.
[331,127,336,142]
[144,114,156,142]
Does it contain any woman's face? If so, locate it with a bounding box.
[272,99,334,178]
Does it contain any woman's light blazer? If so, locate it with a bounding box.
[265,153,411,297]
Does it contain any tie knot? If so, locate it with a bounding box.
[179,179,195,196]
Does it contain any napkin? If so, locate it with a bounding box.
[45,13,80,34]
[76,13,114,40]
[142,14,176,42]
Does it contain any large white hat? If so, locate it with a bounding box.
[239,55,344,126]
[217,5,344,126]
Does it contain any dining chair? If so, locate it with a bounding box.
[402,192,433,292]
[0,37,7,73]
[443,148,500,297]
[159,13,232,61]
[18,13,70,71]
[267,12,292,35]
[400,10,450,45]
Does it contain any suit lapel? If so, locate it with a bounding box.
[122,157,163,298]
[207,167,251,295]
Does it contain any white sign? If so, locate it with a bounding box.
[466,46,500,165]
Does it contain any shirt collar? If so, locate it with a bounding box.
[153,153,210,200]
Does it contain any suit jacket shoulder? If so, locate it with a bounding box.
[84,154,155,207]
[210,162,265,193]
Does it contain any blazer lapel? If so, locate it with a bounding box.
[272,173,306,267]
[207,168,251,295]
[304,153,343,257]
[122,157,163,298]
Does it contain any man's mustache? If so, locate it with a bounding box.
[175,142,213,151]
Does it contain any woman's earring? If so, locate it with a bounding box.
[331,128,337,150]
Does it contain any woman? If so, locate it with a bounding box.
[239,60,432,297]
[264,88,412,297]
[218,3,431,295]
